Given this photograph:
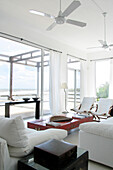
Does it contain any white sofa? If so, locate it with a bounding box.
[0,116,67,170]
[79,117,113,168]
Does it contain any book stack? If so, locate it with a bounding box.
[46,122,61,127]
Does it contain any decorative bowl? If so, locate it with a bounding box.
[32,97,39,101]
[23,98,30,102]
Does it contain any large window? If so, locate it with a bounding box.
[67,56,80,110]
[0,37,50,117]
[96,60,110,99]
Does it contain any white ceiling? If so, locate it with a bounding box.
[0,0,113,52]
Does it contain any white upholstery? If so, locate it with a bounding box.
[9,128,67,157]
[90,98,113,117]
[0,116,67,170]
[79,117,113,168]
[102,117,113,123]
[80,122,113,139]
[0,137,11,170]
[0,116,28,147]
[72,97,95,113]
[79,130,113,168]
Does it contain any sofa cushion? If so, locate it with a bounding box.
[0,116,28,148]
[79,122,113,139]
[9,128,67,157]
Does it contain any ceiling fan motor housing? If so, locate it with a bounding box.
[103,44,108,49]
[55,16,65,24]
[55,10,65,24]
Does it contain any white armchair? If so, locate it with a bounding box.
[0,116,67,170]
[89,98,113,120]
[71,97,95,114]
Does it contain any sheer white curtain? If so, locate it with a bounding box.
[80,60,88,101]
[49,51,61,115]
[80,60,96,101]
[87,60,96,97]
[109,59,113,98]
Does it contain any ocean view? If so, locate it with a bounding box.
[0,89,37,101]
[0,89,50,118]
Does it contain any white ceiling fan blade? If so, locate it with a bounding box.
[46,22,56,31]
[66,19,86,27]
[30,10,55,19]
[62,1,81,17]
[87,46,102,49]
[98,40,106,45]
[109,44,113,47]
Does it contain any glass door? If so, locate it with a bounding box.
[67,69,80,110]
[67,55,80,111]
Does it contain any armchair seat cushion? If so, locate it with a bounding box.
[0,116,28,148]
[8,128,67,157]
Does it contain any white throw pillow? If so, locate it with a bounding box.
[0,116,28,147]
[9,128,67,157]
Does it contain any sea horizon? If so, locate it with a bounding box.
[0,89,37,101]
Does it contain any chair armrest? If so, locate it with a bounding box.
[70,104,81,112]
[0,137,11,170]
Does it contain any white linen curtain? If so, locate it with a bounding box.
[80,60,88,101]
[80,60,96,101]
[49,51,61,115]
[87,60,96,98]
[109,59,113,98]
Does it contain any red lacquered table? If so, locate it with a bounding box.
[27,114,93,131]
[72,114,93,123]
[27,119,80,131]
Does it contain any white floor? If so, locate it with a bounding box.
[63,128,112,170]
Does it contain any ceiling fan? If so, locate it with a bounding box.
[30,0,86,31]
[88,12,113,50]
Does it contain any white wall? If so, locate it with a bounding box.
[87,50,113,61]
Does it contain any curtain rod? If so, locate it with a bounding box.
[90,57,113,62]
[0,32,62,54]
[90,0,104,13]
[67,54,86,61]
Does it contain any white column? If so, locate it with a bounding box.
[40,49,44,117]
[36,62,39,97]
[109,59,113,98]
[9,58,13,100]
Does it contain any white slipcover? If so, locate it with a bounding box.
[0,116,67,170]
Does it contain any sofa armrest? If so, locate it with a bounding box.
[0,137,11,170]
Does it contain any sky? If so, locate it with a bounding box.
[0,37,37,90]
[0,37,50,91]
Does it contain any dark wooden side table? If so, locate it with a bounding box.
[18,147,88,170]
[5,100,40,119]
